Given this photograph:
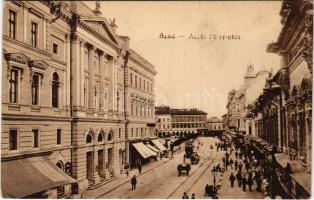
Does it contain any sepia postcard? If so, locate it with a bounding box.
[1,0,312,199]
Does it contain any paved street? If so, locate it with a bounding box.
[84,137,265,199]
[98,137,217,199]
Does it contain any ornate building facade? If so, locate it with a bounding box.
[243,0,313,198]
[265,0,312,198]
[1,1,157,198]
[2,1,74,198]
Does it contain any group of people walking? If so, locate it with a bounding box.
[215,138,273,197]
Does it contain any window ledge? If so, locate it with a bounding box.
[8,103,21,111]
[8,150,19,154]
[53,108,62,114]
[31,105,41,112]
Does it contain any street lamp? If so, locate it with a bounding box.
[211,167,218,193]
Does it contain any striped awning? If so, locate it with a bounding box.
[151,139,167,152]
[132,142,157,159]
[1,156,76,198]
[146,144,160,153]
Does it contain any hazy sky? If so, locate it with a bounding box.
[86,1,282,118]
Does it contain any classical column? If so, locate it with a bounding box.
[99,52,105,110]
[88,45,95,109]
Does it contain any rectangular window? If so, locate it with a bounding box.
[139,78,141,89]
[119,128,121,138]
[31,22,38,47]
[131,128,133,138]
[135,75,137,88]
[9,69,18,103]
[9,129,18,151]
[57,129,62,145]
[32,129,39,148]
[130,73,133,86]
[9,10,16,39]
[53,43,58,54]
[31,75,39,105]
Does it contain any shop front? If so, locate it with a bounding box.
[2,155,76,198]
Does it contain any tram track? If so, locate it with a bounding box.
[96,138,219,199]
[166,148,219,199]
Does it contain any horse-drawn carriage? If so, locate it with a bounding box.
[177,162,191,176]
[185,140,194,158]
[191,153,200,164]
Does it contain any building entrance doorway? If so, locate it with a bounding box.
[86,151,93,180]
[108,148,113,172]
[98,150,104,176]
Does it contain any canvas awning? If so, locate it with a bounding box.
[1,156,76,198]
[291,172,311,197]
[132,142,157,159]
[146,144,160,153]
[151,139,167,152]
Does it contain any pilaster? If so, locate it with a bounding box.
[88,45,95,110]
[99,52,105,110]
[80,39,86,108]
[71,33,80,107]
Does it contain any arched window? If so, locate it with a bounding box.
[98,133,104,142]
[107,132,112,141]
[86,133,93,143]
[52,72,60,108]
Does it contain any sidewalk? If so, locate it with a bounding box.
[216,146,264,199]
[82,155,177,198]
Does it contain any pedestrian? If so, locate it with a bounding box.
[229,172,236,188]
[239,162,243,172]
[222,156,225,165]
[248,175,254,192]
[235,160,238,170]
[235,151,238,159]
[191,193,195,199]
[229,158,234,169]
[239,152,243,159]
[138,164,142,174]
[242,174,247,192]
[245,162,250,172]
[254,173,262,192]
[205,184,209,196]
[236,171,242,187]
[182,192,189,199]
[131,175,137,190]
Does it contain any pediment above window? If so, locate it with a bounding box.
[29,60,49,71]
[4,53,30,65]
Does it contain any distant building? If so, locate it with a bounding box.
[206,117,223,131]
[155,107,207,137]
[155,106,171,137]
[171,108,207,136]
